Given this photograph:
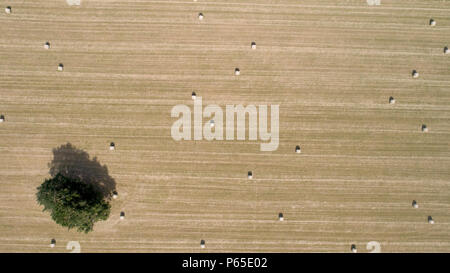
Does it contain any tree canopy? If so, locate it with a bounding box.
[36,173,111,233]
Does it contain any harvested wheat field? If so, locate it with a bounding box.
[0,0,449,253]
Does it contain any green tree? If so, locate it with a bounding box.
[36,173,111,233]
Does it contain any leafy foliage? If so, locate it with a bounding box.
[36,173,110,233]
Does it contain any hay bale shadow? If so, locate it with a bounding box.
[48,143,116,199]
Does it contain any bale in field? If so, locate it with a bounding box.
[112,191,118,199]
[50,239,56,248]
[444,46,449,54]
[200,240,205,248]
[278,213,284,221]
[57,63,64,71]
[412,200,418,208]
[5,6,11,14]
[235,68,240,76]
[412,70,419,78]
[429,19,436,26]
[120,211,125,220]
[351,244,357,253]
[198,13,204,20]
[428,216,434,224]
[248,171,253,179]
[192,92,196,100]
[295,145,301,153]
[110,142,115,150]
[44,42,51,50]
[421,124,428,132]
[389,96,395,104]
[0,114,4,123]
[251,42,256,49]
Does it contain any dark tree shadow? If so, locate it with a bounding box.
[48,143,116,199]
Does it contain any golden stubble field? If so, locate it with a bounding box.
[0,0,449,252]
